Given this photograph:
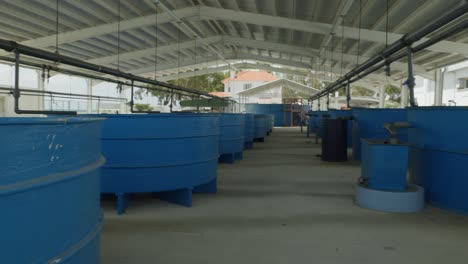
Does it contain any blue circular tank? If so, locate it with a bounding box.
[93,113,220,213]
[254,114,269,140]
[407,107,468,214]
[310,110,329,138]
[219,113,245,163]
[352,108,407,160]
[244,113,255,149]
[327,109,353,147]
[0,117,104,264]
[267,114,274,134]
[246,104,309,127]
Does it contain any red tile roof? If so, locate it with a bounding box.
[222,71,277,84]
[209,91,232,98]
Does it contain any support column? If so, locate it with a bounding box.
[36,70,45,112]
[379,85,385,108]
[401,81,408,108]
[334,91,339,109]
[86,79,92,113]
[434,68,444,106]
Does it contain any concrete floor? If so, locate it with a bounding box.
[101,127,468,264]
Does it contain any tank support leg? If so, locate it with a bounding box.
[116,193,130,215]
[193,178,217,193]
[244,141,253,149]
[158,188,193,207]
[219,153,236,164]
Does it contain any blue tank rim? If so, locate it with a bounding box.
[407,106,468,111]
[352,107,406,111]
[0,116,104,125]
[219,113,245,116]
[81,113,220,118]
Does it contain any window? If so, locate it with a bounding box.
[243,83,252,90]
[457,78,468,90]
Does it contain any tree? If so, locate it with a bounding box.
[135,71,230,104]
[134,103,153,112]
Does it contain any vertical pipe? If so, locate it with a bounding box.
[407,47,417,107]
[169,89,174,112]
[401,80,408,108]
[346,80,351,108]
[14,51,20,114]
[434,68,444,106]
[379,85,385,108]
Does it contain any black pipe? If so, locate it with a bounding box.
[0,39,222,99]
[406,47,417,107]
[0,87,125,101]
[310,0,468,101]
[12,51,76,115]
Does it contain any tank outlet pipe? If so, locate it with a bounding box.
[384,122,412,144]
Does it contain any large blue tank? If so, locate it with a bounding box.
[0,117,104,264]
[352,108,407,160]
[219,113,245,163]
[310,110,329,138]
[254,114,269,141]
[327,109,353,147]
[408,107,468,214]
[245,104,309,126]
[93,113,220,214]
[244,113,255,149]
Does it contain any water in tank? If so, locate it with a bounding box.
[0,117,104,264]
[407,107,468,214]
[352,108,407,160]
[88,113,220,214]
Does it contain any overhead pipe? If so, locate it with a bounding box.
[0,39,222,99]
[320,6,468,99]
[310,0,468,101]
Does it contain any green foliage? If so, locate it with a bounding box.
[135,71,229,104]
[352,86,375,97]
[385,84,402,104]
[134,103,153,112]
[167,72,229,93]
[282,87,309,99]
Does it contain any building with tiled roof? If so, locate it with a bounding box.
[223,71,281,104]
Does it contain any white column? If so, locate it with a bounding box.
[434,68,444,106]
[401,81,408,108]
[379,85,385,108]
[334,91,339,109]
[36,70,44,112]
[86,79,93,113]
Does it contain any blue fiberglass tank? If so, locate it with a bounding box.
[246,103,283,126]
[219,113,245,163]
[95,113,220,214]
[313,110,329,138]
[0,117,104,264]
[407,107,468,214]
[352,108,407,160]
[244,113,255,149]
[253,114,269,141]
[327,109,353,147]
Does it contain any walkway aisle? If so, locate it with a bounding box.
[101,127,468,264]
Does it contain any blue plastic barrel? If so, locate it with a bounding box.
[244,113,255,149]
[328,109,353,147]
[407,107,468,214]
[0,117,104,264]
[219,113,245,163]
[352,108,407,160]
[254,114,269,141]
[91,113,220,214]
